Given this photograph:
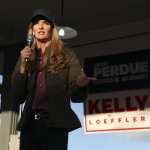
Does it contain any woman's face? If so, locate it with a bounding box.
[32,19,52,42]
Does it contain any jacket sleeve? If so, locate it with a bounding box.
[67,48,88,102]
[11,57,28,105]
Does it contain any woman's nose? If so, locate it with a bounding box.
[38,23,43,28]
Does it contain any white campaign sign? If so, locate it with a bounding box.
[84,89,150,133]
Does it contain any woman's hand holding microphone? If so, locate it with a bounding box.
[20,46,32,73]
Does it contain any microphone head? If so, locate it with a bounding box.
[27,35,32,42]
[27,34,32,41]
[27,33,33,47]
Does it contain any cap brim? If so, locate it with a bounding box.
[31,15,54,25]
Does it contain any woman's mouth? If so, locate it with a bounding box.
[38,31,45,35]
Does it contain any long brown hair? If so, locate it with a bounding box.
[27,23,69,73]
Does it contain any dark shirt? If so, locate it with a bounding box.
[32,69,48,112]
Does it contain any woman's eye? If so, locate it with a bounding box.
[44,21,50,25]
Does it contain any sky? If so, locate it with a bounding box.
[69,103,150,150]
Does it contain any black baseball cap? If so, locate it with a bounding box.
[29,9,55,26]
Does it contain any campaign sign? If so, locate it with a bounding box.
[84,89,150,133]
[84,49,150,93]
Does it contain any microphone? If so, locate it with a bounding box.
[25,33,33,62]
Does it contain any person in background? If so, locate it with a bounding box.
[11,9,89,150]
